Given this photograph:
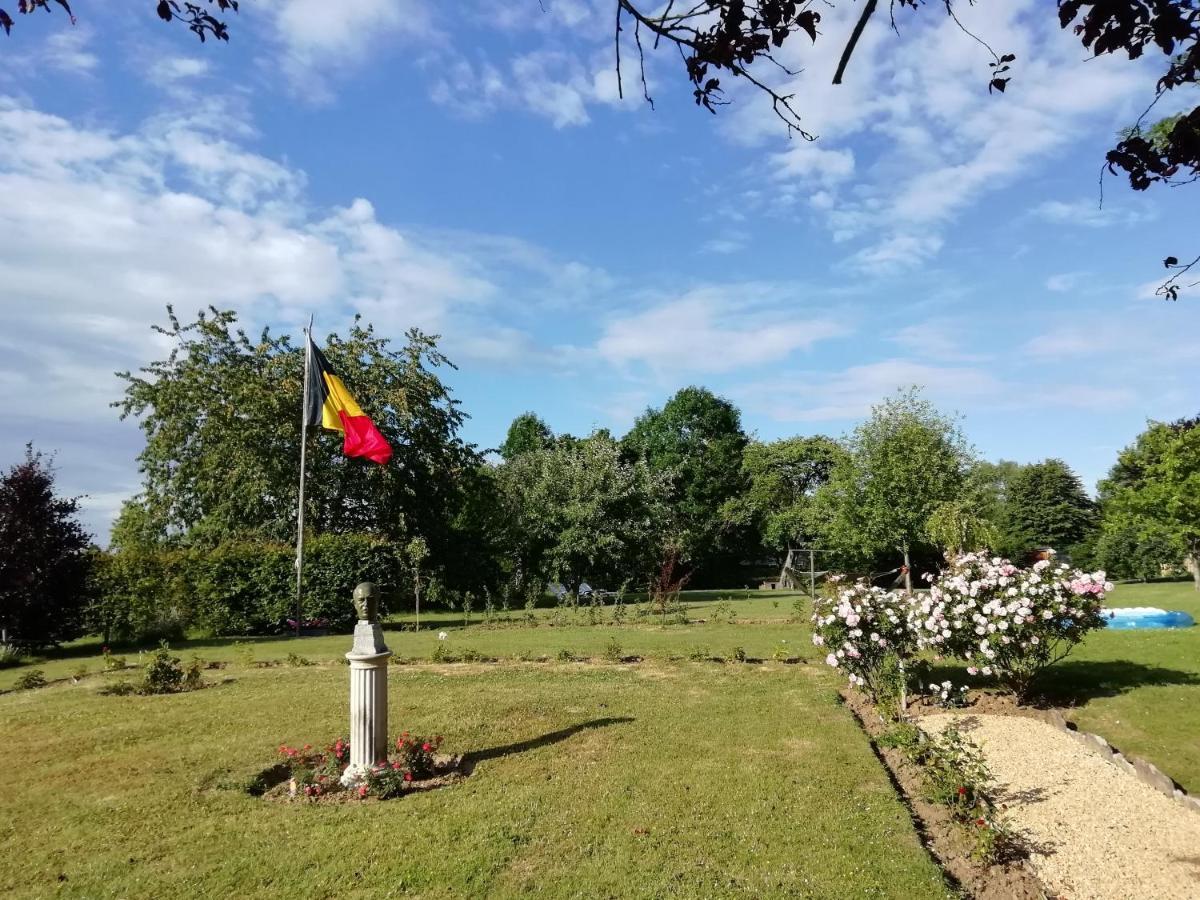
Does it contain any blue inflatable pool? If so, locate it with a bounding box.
[1105,607,1196,630]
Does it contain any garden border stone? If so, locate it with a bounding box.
[1028,707,1197,816]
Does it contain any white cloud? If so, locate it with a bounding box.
[594,284,850,374]
[847,234,944,276]
[1031,199,1145,228]
[719,0,1148,271]
[0,95,606,536]
[738,359,1002,422]
[430,48,624,128]
[1045,271,1088,292]
[150,56,210,83]
[44,27,98,74]
[269,0,435,99]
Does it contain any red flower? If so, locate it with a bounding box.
[358,785,368,798]
[975,818,987,828]
[957,786,966,796]
[422,742,432,752]
[392,762,402,770]
[403,772,412,782]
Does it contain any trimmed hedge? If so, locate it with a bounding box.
[90,535,408,640]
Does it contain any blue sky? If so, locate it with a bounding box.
[2,0,1198,541]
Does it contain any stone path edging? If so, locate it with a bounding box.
[1030,708,1200,816]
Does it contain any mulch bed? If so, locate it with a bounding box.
[840,689,1051,900]
[259,754,466,803]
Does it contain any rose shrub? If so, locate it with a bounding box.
[816,554,1111,703]
[918,553,1111,700]
[811,577,918,702]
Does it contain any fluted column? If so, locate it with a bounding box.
[347,649,390,767]
[344,587,391,775]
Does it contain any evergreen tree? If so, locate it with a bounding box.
[1000,459,1096,558]
[0,447,93,648]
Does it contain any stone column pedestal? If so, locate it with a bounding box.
[346,620,392,771]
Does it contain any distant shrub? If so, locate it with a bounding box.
[0,645,25,669]
[90,534,408,639]
[686,645,710,661]
[555,648,575,662]
[102,646,126,671]
[731,646,747,663]
[286,653,313,668]
[142,642,186,694]
[14,669,46,690]
[603,637,623,662]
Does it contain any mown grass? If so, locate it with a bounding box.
[1044,580,1200,792]
[0,659,950,899]
[2,581,1196,896]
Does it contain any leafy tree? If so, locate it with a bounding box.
[1091,510,1182,581]
[925,500,999,560]
[496,431,668,593]
[1098,416,1200,589]
[116,306,480,588]
[722,435,845,557]
[498,412,553,460]
[816,389,971,589]
[962,459,1022,532]
[622,387,749,584]
[999,459,1097,559]
[0,446,93,648]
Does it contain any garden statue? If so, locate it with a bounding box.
[352,581,380,623]
[343,581,392,782]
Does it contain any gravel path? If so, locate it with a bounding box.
[921,713,1200,900]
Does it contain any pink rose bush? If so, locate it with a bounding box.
[811,577,918,701]
[918,553,1111,699]
[815,554,1112,703]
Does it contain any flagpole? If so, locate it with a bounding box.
[295,314,314,639]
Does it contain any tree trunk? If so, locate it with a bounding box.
[902,544,912,592]
[1187,548,1200,591]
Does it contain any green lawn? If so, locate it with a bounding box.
[2,581,1196,897]
[1043,580,1200,793]
[0,657,949,899]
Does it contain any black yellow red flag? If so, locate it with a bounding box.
[303,336,393,465]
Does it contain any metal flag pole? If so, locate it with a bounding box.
[294,314,315,639]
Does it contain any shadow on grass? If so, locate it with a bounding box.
[1031,658,1200,706]
[460,716,634,775]
[920,658,1200,706]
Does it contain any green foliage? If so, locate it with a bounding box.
[113,307,481,593]
[1098,416,1200,587]
[0,645,25,669]
[496,431,669,593]
[686,644,710,661]
[731,645,747,662]
[907,724,1020,865]
[623,387,750,583]
[0,446,93,649]
[723,435,845,554]
[498,412,553,460]
[14,668,46,690]
[92,534,405,637]
[1092,511,1182,580]
[815,388,970,582]
[603,637,623,661]
[999,459,1096,558]
[142,642,186,694]
[925,499,999,558]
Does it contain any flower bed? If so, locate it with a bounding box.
[268,733,461,802]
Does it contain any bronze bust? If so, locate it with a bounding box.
[352,582,380,623]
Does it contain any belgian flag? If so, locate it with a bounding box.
[303,336,393,465]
